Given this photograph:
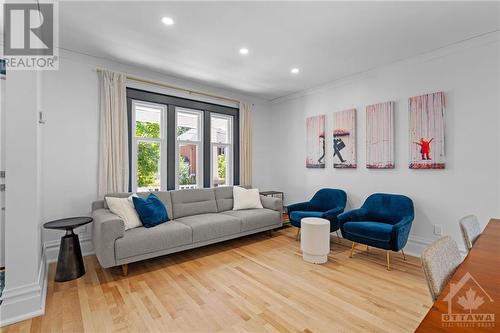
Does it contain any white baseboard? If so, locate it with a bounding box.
[331,232,466,258]
[0,234,94,327]
[44,233,94,263]
[0,250,48,327]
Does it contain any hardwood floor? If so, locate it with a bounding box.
[2,227,432,333]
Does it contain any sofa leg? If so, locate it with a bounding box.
[366,245,369,252]
[335,230,341,243]
[122,264,128,276]
[296,228,301,241]
[401,249,406,261]
[386,251,391,271]
[350,242,356,258]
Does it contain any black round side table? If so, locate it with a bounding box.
[43,217,93,282]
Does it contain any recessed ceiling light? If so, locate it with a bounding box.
[161,17,174,26]
[291,68,300,74]
[239,48,249,55]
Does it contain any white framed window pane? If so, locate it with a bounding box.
[211,116,230,143]
[212,146,230,187]
[177,109,200,141]
[178,143,199,189]
[137,141,161,191]
[135,102,162,139]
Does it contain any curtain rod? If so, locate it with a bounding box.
[96,68,241,105]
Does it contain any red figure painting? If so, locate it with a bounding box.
[414,138,434,160]
[409,92,445,169]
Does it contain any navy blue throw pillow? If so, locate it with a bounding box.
[132,194,169,228]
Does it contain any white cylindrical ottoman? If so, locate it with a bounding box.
[300,217,330,264]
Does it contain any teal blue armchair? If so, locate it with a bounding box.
[287,189,347,240]
[337,193,414,270]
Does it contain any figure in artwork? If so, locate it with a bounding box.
[332,109,356,168]
[318,134,326,165]
[414,137,434,160]
[408,92,445,169]
[333,137,346,163]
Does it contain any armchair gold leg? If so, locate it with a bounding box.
[350,242,356,258]
[386,251,390,271]
[401,249,406,261]
[296,228,301,241]
[335,230,341,243]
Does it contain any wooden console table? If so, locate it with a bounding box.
[416,219,500,332]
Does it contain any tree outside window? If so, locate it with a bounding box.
[136,122,160,189]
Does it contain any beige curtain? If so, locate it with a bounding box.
[98,70,129,197]
[240,102,252,185]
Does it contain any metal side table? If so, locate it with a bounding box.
[43,217,92,282]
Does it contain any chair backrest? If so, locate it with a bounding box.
[421,236,462,301]
[362,193,414,224]
[459,215,481,251]
[309,188,347,212]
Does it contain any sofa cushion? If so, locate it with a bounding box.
[132,194,169,228]
[176,213,242,242]
[221,209,280,232]
[115,221,192,260]
[104,192,130,209]
[143,191,173,220]
[233,186,263,210]
[170,188,218,219]
[105,195,142,230]
[103,191,173,218]
[214,186,234,212]
[343,221,394,242]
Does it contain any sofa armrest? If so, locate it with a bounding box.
[260,195,283,214]
[92,200,105,211]
[392,216,414,251]
[92,208,125,268]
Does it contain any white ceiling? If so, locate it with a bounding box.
[58,1,500,100]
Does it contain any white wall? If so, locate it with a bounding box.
[41,50,273,254]
[269,34,500,254]
[1,70,46,326]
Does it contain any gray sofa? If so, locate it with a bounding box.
[91,186,282,272]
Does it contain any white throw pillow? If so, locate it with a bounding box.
[233,186,263,210]
[105,195,142,230]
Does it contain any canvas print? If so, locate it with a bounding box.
[366,101,394,169]
[409,92,445,169]
[0,60,5,79]
[306,115,326,168]
[333,109,356,168]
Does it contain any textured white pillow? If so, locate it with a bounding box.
[233,186,263,210]
[105,195,142,230]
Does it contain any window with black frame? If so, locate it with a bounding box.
[126,88,239,191]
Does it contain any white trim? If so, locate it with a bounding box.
[330,233,467,258]
[175,108,204,189]
[403,235,468,258]
[210,113,234,187]
[131,100,167,192]
[0,250,48,327]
